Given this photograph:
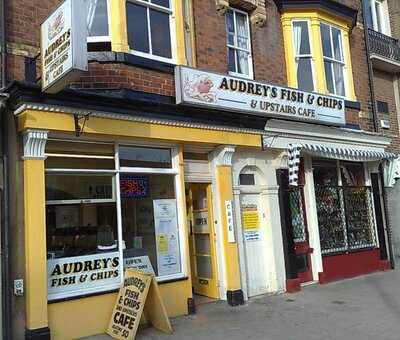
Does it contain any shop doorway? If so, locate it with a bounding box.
[185,183,219,299]
[277,168,313,285]
[236,168,270,297]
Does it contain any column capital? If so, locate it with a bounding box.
[213,145,236,166]
[23,129,48,160]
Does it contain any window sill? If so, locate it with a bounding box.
[48,287,119,304]
[88,52,175,74]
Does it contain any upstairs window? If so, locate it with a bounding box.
[86,0,110,42]
[226,8,253,78]
[321,23,345,97]
[292,20,314,92]
[366,0,388,34]
[126,0,173,62]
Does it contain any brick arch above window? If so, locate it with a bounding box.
[215,0,267,27]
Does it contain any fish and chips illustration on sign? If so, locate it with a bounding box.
[107,269,172,340]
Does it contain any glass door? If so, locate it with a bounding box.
[186,183,219,299]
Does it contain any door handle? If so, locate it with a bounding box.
[189,220,193,235]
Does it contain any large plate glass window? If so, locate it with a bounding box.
[118,145,183,280]
[313,159,377,255]
[45,141,120,301]
[225,8,253,78]
[292,21,314,92]
[126,0,173,62]
[320,23,346,97]
[86,0,110,42]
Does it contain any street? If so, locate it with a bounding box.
[87,269,400,340]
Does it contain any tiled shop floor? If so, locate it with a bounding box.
[83,269,400,340]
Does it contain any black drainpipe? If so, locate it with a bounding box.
[361,0,379,132]
[0,0,11,338]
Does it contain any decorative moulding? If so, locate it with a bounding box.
[215,0,267,28]
[22,129,48,160]
[213,145,236,166]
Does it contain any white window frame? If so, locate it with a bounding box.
[291,19,316,92]
[45,140,188,301]
[126,0,177,64]
[87,0,112,43]
[368,0,391,35]
[116,142,187,283]
[226,7,254,79]
[321,22,347,98]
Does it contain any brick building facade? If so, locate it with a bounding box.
[0,0,399,339]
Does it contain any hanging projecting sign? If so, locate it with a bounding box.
[175,66,345,126]
[41,0,88,93]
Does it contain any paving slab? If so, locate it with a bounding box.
[83,269,400,340]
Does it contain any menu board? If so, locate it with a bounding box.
[153,199,181,276]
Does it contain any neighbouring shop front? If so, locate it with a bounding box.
[264,119,397,291]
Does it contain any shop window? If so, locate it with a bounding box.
[45,141,183,300]
[292,20,314,92]
[126,0,173,62]
[321,23,345,97]
[120,174,181,277]
[313,160,377,254]
[119,145,172,168]
[226,8,253,78]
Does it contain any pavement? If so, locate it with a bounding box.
[84,269,400,340]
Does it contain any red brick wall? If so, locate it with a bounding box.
[3,0,380,132]
[374,70,400,153]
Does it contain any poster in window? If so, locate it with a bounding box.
[153,199,181,276]
[120,175,149,198]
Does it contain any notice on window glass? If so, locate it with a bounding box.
[47,251,120,300]
[153,199,181,276]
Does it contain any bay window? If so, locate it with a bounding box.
[45,141,184,300]
[282,11,356,101]
[226,8,253,78]
[126,0,173,61]
[292,20,314,92]
[321,23,346,97]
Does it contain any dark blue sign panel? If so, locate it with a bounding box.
[120,176,149,198]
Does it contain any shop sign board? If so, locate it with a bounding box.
[124,256,155,275]
[107,269,172,339]
[175,66,346,126]
[153,199,181,276]
[41,0,88,94]
[47,251,120,300]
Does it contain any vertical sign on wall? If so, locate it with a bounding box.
[225,200,235,243]
[41,0,88,93]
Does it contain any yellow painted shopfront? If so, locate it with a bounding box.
[18,106,261,339]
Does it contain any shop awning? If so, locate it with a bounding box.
[288,143,398,186]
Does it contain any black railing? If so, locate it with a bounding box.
[315,186,377,255]
[368,28,400,63]
[288,187,307,242]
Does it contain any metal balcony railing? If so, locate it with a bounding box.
[368,28,400,64]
